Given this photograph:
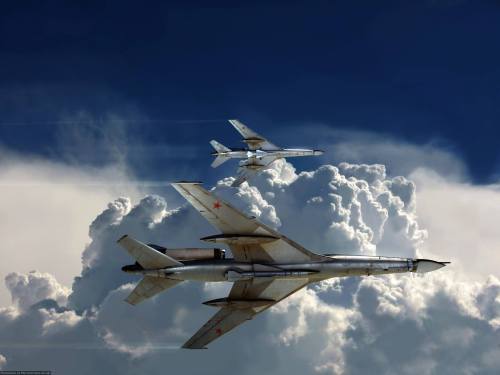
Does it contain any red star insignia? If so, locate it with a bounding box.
[215,328,222,336]
[213,201,221,209]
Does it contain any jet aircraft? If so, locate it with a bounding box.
[118,182,449,349]
[210,119,324,186]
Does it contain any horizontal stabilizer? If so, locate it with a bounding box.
[210,140,231,153]
[125,276,181,305]
[211,155,230,168]
[117,235,183,269]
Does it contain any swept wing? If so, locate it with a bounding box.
[232,155,280,187]
[228,119,280,151]
[171,182,327,348]
[182,277,310,348]
[171,182,326,263]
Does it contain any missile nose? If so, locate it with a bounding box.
[314,150,324,156]
[414,259,450,273]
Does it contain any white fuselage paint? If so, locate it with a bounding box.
[127,255,445,282]
[215,148,324,160]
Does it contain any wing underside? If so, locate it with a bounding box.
[182,277,310,349]
[232,155,280,187]
[172,182,326,348]
[171,183,325,263]
[171,182,259,234]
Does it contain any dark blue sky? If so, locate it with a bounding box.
[1,1,499,183]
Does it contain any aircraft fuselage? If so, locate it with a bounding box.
[211,148,324,160]
[123,254,446,282]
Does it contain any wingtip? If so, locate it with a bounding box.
[117,234,129,243]
[124,298,137,306]
[228,119,241,126]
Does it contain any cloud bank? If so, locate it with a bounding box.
[0,147,141,306]
[0,155,499,374]
[313,127,468,180]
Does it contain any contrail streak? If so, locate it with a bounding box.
[0,119,227,127]
[0,342,180,350]
[0,180,174,187]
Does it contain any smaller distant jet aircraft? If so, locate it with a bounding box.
[118,182,449,349]
[210,119,324,186]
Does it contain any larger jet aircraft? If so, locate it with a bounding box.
[210,119,323,186]
[118,182,448,349]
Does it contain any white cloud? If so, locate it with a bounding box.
[341,272,500,375]
[5,271,70,311]
[39,308,82,335]
[0,148,141,306]
[411,168,500,280]
[315,127,467,180]
[0,135,499,375]
[271,287,357,374]
[0,354,5,369]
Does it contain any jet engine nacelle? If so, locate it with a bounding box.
[147,244,225,261]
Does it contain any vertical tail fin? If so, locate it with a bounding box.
[117,235,183,268]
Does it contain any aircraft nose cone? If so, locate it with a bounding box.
[414,259,449,273]
[314,150,324,156]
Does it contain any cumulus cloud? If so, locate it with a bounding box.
[313,127,467,180]
[341,273,500,375]
[0,155,498,375]
[271,287,357,374]
[0,146,143,307]
[5,271,70,311]
[0,354,6,369]
[411,168,500,280]
[218,160,425,258]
